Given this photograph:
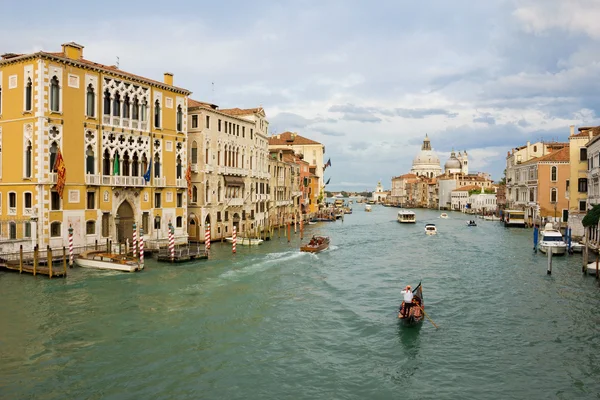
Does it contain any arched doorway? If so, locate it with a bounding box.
[233,213,241,234]
[188,213,199,241]
[116,200,134,244]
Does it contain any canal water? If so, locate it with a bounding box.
[1,205,600,399]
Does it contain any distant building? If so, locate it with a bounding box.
[410,135,442,178]
[371,181,389,203]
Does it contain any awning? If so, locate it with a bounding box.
[223,175,245,187]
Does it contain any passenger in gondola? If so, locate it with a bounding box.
[399,285,413,318]
[309,237,316,246]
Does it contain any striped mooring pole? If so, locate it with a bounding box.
[168,222,175,260]
[205,223,211,250]
[232,225,237,254]
[132,222,138,258]
[68,225,74,268]
[139,228,144,267]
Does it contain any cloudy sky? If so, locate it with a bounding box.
[3,0,600,191]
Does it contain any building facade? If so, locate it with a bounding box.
[0,42,190,252]
[410,135,441,178]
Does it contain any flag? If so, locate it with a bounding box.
[324,158,332,170]
[143,162,151,183]
[53,148,66,199]
[113,153,120,176]
[325,177,331,185]
[186,163,192,197]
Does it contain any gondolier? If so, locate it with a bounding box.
[400,285,414,318]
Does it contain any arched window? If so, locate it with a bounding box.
[123,151,130,176]
[50,76,60,112]
[191,141,198,164]
[141,153,148,176]
[50,221,61,237]
[103,89,111,115]
[103,149,111,175]
[86,145,95,174]
[154,99,161,128]
[86,84,95,117]
[132,153,139,176]
[551,166,557,181]
[49,142,58,171]
[132,97,139,120]
[218,182,222,202]
[154,153,161,177]
[25,78,32,111]
[551,188,557,203]
[9,222,16,239]
[25,140,32,178]
[141,100,147,122]
[176,105,183,131]
[205,183,210,203]
[112,93,121,117]
[192,185,198,203]
[176,155,182,179]
[123,95,130,119]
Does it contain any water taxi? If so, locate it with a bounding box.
[425,223,437,235]
[365,204,372,212]
[300,236,330,253]
[503,210,526,227]
[538,223,566,255]
[75,250,142,272]
[397,210,416,223]
[440,213,449,219]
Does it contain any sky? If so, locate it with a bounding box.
[3,0,600,191]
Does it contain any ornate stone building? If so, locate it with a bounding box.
[410,134,442,178]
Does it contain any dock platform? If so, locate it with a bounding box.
[155,245,209,263]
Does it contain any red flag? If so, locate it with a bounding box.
[186,164,192,197]
[53,148,66,199]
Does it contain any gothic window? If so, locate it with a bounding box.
[86,84,95,117]
[49,141,58,171]
[123,95,130,119]
[141,100,147,122]
[551,166,557,181]
[86,145,95,174]
[132,153,139,176]
[103,89,111,115]
[50,76,60,112]
[132,97,139,120]
[192,185,198,203]
[154,153,161,177]
[25,78,32,111]
[176,105,183,132]
[191,141,198,164]
[176,155,182,179]
[25,140,32,178]
[103,149,111,175]
[112,93,121,117]
[141,153,148,176]
[154,99,161,128]
[123,151,130,176]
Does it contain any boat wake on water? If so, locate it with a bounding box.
[219,251,305,280]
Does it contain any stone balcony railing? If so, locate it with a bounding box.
[102,175,146,187]
[226,198,244,206]
[176,178,187,188]
[205,164,214,173]
[103,115,148,132]
[154,177,166,187]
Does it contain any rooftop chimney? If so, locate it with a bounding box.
[61,42,84,60]
[570,125,575,136]
[164,72,174,86]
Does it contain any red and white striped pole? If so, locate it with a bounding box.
[132,222,138,258]
[300,215,304,240]
[139,228,144,267]
[294,214,297,233]
[168,222,175,261]
[205,223,211,250]
[232,225,237,253]
[68,225,74,268]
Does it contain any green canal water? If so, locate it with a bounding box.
[2,205,600,399]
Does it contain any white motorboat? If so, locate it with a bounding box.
[425,223,437,235]
[225,237,264,245]
[483,215,501,221]
[365,204,372,212]
[397,210,416,223]
[538,223,567,255]
[570,242,584,253]
[440,213,448,219]
[586,261,600,275]
[75,250,142,272]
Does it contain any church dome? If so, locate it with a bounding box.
[413,150,440,165]
[444,151,461,170]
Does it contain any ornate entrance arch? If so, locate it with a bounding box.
[233,213,241,233]
[188,213,199,241]
[116,200,134,244]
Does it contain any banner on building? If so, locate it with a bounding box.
[186,164,192,197]
[53,148,66,199]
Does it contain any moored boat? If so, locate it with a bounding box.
[300,236,330,253]
[425,223,437,235]
[399,282,424,325]
[538,223,567,255]
[397,210,416,223]
[75,250,142,272]
[225,237,264,246]
[586,261,600,275]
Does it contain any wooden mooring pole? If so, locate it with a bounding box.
[33,245,38,276]
[547,249,552,275]
[63,246,67,274]
[19,245,23,274]
[47,246,53,279]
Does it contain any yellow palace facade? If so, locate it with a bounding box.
[0,42,191,252]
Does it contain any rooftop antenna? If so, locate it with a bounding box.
[116,56,120,69]
[211,81,214,103]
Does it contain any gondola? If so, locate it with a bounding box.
[466,220,477,227]
[300,236,330,253]
[398,282,424,326]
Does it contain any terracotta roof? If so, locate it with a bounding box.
[188,98,218,109]
[392,173,417,180]
[453,185,481,192]
[572,126,600,139]
[522,146,570,165]
[220,107,264,116]
[268,131,322,146]
[0,49,190,94]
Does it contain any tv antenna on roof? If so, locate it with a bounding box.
[211,81,214,103]
[116,56,120,69]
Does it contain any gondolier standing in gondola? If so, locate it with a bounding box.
[399,285,414,318]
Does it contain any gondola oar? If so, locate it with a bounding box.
[415,305,439,329]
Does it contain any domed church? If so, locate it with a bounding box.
[444,149,468,175]
[410,134,442,178]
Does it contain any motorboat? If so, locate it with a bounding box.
[75,250,142,272]
[466,220,477,227]
[365,204,372,212]
[586,261,600,275]
[225,237,264,246]
[440,213,449,219]
[300,236,330,253]
[397,210,416,223]
[425,224,437,235]
[538,223,567,255]
[570,242,584,253]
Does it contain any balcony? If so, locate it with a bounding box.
[191,164,199,173]
[8,207,16,215]
[227,198,244,206]
[122,118,130,128]
[49,173,57,184]
[101,176,146,187]
[292,191,302,197]
[205,164,214,173]
[154,177,166,187]
[176,178,187,188]
[23,207,33,216]
[86,174,101,185]
[276,200,292,207]
[102,115,148,132]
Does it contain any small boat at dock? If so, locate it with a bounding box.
[75,250,142,272]
[300,236,330,253]
[225,237,264,246]
[538,223,567,255]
